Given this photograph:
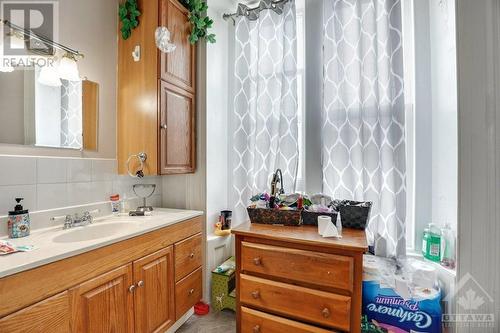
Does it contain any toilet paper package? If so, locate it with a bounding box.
[362,255,442,333]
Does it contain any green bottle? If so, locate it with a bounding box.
[423,223,441,262]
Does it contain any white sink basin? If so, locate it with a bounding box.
[52,222,135,243]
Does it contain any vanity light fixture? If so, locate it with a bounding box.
[57,52,81,82]
[155,27,176,53]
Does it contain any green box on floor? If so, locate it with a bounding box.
[211,256,236,312]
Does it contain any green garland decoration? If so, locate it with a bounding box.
[119,0,141,40]
[183,0,216,44]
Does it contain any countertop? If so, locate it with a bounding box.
[0,208,203,279]
[231,222,368,252]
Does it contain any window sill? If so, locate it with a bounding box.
[405,250,457,278]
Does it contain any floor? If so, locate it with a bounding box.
[176,310,236,333]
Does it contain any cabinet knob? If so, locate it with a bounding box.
[253,325,261,333]
[128,284,136,293]
[161,124,167,130]
[189,252,195,259]
[322,307,330,318]
[189,288,195,295]
[137,280,144,287]
[253,257,261,266]
[251,290,260,299]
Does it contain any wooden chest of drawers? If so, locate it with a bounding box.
[232,223,367,333]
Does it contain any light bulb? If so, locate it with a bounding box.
[38,63,62,86]
[57,53,80,81]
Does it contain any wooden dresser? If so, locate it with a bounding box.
[232,223,367,333]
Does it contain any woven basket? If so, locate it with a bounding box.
[247,208,302,226]
[301,210,338,226]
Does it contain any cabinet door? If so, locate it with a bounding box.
[0,291,69,333]
[159,0,196,92]
[133,246,175,333]
[159,80,196,174]
[69,264,134,333]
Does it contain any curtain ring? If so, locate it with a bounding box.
[126,152,147,178]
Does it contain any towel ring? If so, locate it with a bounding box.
[126,152,147,178]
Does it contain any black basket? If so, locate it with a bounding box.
[247,208,302,226]
[335,200,372,230]
[301,210,338,226]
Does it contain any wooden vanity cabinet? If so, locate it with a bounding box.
[69,265,135,332]
[0,217,203,333]
[118,0,196,176]
[133,246,175,333]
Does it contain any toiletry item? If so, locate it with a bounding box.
[336,212,343,237]
[110,194,120,214]
[322,222,339,238]
[0,240,35,255]
[317,215,331,235]
[440,223,456,269]
[422,225,430,257]
[220,210,232,230]
[7,198,30,238]
[423,223,441,262]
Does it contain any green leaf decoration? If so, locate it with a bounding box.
[182,0,216,45]
[119,0,141,40]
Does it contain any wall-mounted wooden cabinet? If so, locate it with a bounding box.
[118,0,196,175]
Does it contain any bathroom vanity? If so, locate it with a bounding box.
[0,209,203,333]
[232,223,367,333]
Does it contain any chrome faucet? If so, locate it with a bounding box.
[52,210,98,229]
[63,211,94,229]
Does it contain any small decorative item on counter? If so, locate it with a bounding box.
[214,222,231,237]
[110,194,121,214]
[331,200,372,230]
[0,240,35,255]
[219,210,232,230]
[7,198,30,238]
[422,223,441,262]
[440,223,456,269]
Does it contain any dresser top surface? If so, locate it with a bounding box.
[232,222,368,252]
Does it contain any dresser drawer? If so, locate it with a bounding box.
[241,307,334,333]
[241,241,353,291]
[175,233,202,281]
[175,267,202,320]
[240,274,351,331]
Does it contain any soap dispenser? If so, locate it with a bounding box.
[8,198,31,238]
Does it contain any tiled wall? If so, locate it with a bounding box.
[0,155,162,216]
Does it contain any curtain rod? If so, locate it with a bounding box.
[223,0,290,25]
[2,20,83,57]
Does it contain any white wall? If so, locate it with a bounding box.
[429,0,458,231]
[456,0,500,331]
[205,0,233,235]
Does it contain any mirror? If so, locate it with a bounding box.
[0,69,99,151]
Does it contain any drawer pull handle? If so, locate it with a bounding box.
[137,280,144,287]
[189,252,195,259]
[128,284,136,293]
[189,288,195,295]
[251,290,260,299]
[253,257,261,266]
[322,307,331,318]
[253,325,261,333]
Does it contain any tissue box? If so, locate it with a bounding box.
[362,255,442,333]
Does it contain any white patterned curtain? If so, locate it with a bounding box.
[232,0,299,224]
[322,0,406,257]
